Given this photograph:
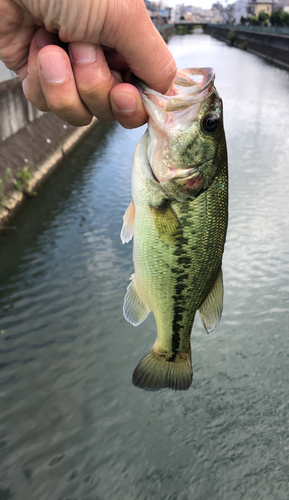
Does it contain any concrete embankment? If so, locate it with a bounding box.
[157,24,175,41]
[0,22,176,228]
[0,78,97,226]
[205,24,289,69]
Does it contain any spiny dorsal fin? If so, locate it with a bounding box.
[132,345,192,391]
[121,200,135,244]
[123,274,150,326]
[198,268,223,334]
[150,199,182,245]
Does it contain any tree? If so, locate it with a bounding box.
[281,10,289,26]
[270,9,289,26]
[270,9,282,26]
[249,15,259,26]
[258,10,270,25]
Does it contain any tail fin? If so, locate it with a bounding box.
[132,346,192,391]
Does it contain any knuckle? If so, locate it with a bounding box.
[47,95,76,113]
[76,79,109,99]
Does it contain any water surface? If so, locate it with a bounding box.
[1,33,289,500]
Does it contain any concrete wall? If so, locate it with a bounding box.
[0,78,43,142]
[0,75,97,225]
[0,61,14,82]
[205,25,289,69]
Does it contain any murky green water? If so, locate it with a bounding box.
[1,33,289,500]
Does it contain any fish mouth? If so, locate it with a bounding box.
[134,68,215,113]
[149,159,214,200]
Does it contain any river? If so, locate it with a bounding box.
[1,32,289,500]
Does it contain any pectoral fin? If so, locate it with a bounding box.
[150,199,182,244]
[123,274,150,326]
[121,200,135,243]
[198,269,223,333]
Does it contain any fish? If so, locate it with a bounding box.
[121,68,228,391]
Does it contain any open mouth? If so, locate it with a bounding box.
[134,68,216,114]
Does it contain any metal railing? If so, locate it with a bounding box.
[209,24,289,36]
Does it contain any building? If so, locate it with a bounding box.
[172,4,223,23]
[247,0,273,16]
[273,0,289,12]
[144,0,160,21]
[222,3,236,22]
[233,0,249,23]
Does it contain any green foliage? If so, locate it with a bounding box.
[240,15,247,25]
[176,25,193,35]
[240,41,248,50]
[227,29,236,45]
[281,11,289,26]
[258,10,270,24]
[5,168,13,182]
[249,15,260,26]
[271,9,282,25]
[0,179,4,207]
[15,167,32,191]
[270,9,289,26]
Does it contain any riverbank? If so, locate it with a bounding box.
[0,80,97,227]
[0,23,177,228]
[205,24,289,69]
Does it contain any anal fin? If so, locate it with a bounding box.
[123,274,150,326]
[198,268,223,333]
[121,200,135,243]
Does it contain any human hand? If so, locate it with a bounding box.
[0,0,176,128]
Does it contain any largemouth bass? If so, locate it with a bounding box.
[121,68,228,391]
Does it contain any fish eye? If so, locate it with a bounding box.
[202,114,220,133]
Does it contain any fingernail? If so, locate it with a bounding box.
[113,93,136,114]
[39,52,69,83]
[35,28,56,48]
[69,43,96,64]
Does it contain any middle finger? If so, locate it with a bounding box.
[69,42,121,122]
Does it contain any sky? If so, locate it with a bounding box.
[165,0,218,8]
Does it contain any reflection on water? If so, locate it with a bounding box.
[1,33,289,500]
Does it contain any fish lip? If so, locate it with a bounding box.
[133,68,216,112]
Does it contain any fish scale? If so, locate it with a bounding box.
[121,68,228,391]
